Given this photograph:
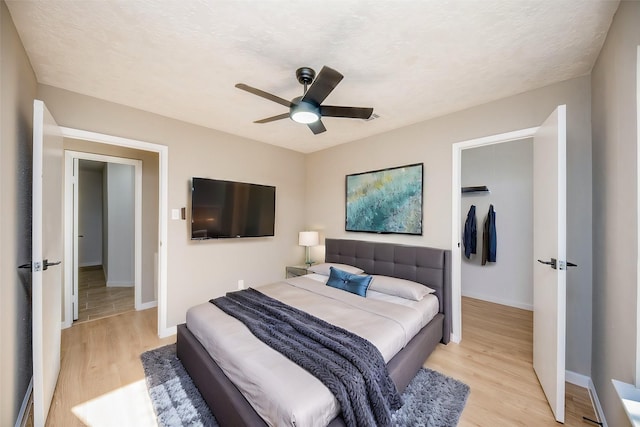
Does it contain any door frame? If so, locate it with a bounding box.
[59,127,173,338]
[450,126,538,342]
[636,45,640,389]
[63,151,143,328]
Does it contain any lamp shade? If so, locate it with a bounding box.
[298,231,319,247]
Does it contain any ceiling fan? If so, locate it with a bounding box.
[235,66,374,135]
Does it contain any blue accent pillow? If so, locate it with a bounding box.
[326,266,372,297]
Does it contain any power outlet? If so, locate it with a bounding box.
[237,279,244,290]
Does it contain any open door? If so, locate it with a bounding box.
[533,105,567,423]
[73,157,79,320]
[32,99,64,426]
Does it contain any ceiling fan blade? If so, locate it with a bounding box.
[307,119,326,135]
[254,113,290,124]
[301,66,343,105]
[235,83,292,108]
[320,105,373,120]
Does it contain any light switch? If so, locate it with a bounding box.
[171,209,180,220]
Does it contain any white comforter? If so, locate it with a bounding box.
[186,275,439,427]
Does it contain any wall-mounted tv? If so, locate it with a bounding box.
[191,177,276,240]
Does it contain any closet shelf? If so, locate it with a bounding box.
[461,186,490,194]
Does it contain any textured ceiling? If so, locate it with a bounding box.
[6,0,618,153]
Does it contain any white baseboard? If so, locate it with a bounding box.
[136,300,157,311]
[15,377,32,427]
[78,261,102,267]
[461,290,533,311]
[159,324,177,339]
[566,370,590,388]
[565,370,607,426]
[106,280,134,287]
[589,378,608,427]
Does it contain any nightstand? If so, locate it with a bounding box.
[285,265,310,278]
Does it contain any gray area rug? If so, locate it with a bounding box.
[141,344,470,427]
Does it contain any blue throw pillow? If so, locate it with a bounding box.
[326,266,372,297]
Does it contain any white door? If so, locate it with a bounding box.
[32,99,64,426]
[533,105,567,423]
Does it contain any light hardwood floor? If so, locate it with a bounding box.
[425,297,599,426]
[45,298,597,426]
[77,266,134,323]
[46,308,175,426]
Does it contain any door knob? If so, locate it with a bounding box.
[537,258,577,270]
[537,258,557,269]
[17,259,62,271]
[43,259,61,271]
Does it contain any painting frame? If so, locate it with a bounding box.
[345,163,423,235]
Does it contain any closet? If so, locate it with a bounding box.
[460,139,534,310]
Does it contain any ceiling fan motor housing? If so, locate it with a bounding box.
[296,67,316,86]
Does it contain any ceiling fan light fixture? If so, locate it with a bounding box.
[236,66,373,134]
[290,101,320,124]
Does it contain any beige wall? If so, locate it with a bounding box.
[0,1,38,424]
[591,2,640,426]
[6,2,633,424]
[37,84,307,328]
[306,75,594,376]
[64,139,160,304]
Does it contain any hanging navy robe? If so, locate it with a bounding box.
[463,205,477,259]
[482,204,497,265]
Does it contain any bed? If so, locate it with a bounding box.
[176,238,452,426]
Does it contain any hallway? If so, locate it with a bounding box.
[77,266,134,323]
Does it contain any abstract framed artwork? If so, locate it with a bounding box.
[345,163,423,235]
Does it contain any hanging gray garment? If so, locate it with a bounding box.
[482,204,496,265]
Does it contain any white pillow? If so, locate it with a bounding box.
[307,263,364,276]
[368,275,435,301]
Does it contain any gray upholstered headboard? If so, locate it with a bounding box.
[325,238,451,343]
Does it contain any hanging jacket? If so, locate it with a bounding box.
[463,205,477,259]
[482,204,497,265]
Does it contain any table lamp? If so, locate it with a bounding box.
[298,231,319,266]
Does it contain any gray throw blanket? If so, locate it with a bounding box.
[210,288,402,427]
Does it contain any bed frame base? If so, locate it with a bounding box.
[177,323,268,426]
[177,313,443,427]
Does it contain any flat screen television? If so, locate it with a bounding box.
[191,177,276,239]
